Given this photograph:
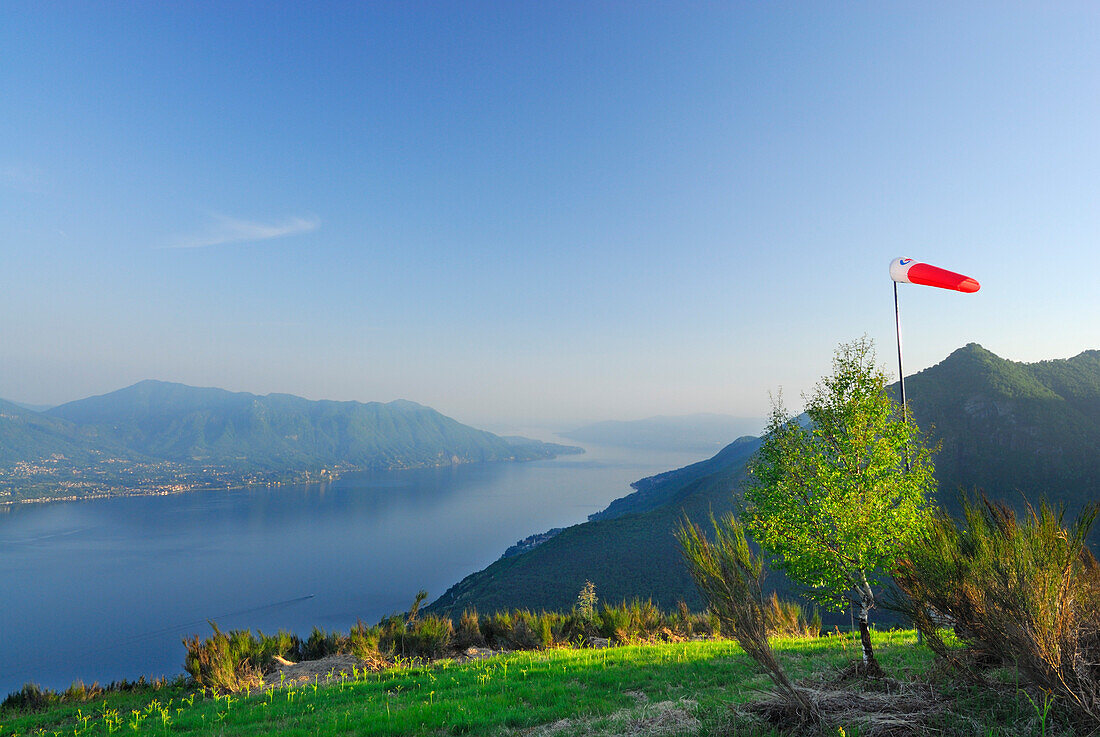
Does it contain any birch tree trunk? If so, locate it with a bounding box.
[856,577,882,675]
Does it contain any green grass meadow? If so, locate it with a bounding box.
[6,630,1050,737]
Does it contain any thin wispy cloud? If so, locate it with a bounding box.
[166,213,320,249]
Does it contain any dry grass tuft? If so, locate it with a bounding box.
[522,699,700,737]
[622,699,700,736]
[746,680,944,737]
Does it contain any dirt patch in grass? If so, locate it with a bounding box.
[263,645,508,687]
[521,699,700,737]
[625,699,700,735]
[263,653,384,686]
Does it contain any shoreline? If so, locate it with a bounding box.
[0,480,293,508]
[0,449,583,508]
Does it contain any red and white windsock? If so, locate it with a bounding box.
[889,258,980,293]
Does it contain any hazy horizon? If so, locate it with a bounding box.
[4,378,773,433]
[3,4,1098,427]
[3,337,1092,431]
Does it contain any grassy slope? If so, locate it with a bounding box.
[3,631,1029,737]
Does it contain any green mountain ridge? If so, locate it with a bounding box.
[0,380,585,490]
[39,380,577,471]
[903,343,1100,507]
[428,343,1100,619]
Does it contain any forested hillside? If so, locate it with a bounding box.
[42,380,576,471]
[429,344,1100,618]
[903,343,1100,507]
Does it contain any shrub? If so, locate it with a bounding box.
[454,608,485,649]
[691,610,721,638]
[481,611,514,649]
[377,614,407,655]
[303,627,342,661]
[674,600,694,638]
[598,602,632,641]
[403,615,453,658]
[378,612,453,658]
[256,629,301,667]
[576,580,598,621]
[3,678,172,713]
[629,599,663,638]
[182,622,264,693]
[173,594,793,696]
[407,590,428,623]
[678,513,818,720]
[61,681,102,702]
[503,611,543,651]
[534,611,564,647]
[1,684,56,713]
[509,612,541,649]
[560,610,593,643]
[348,620,381,660]
[591,598,706,643]
[894,494,1100,728]
[764,591,821,638]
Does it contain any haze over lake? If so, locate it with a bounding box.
[0,440,705,695]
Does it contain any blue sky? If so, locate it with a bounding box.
[2,2,1098,427]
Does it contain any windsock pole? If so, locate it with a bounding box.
[894,280,913,643]
[894,281,909,471]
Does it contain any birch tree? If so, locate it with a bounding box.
[744,338,935,673]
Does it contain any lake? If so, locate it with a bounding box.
[0,440,706,695]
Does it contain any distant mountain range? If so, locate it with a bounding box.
[561,414,765,453]
[429,343,1100,618]
[0,381,581,501]
[46,380,582,470]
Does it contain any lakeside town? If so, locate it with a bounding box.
[0,455,328,505]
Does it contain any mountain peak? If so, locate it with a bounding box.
[942,342,997,363]
[386,399,428,412]
[1068,349,1100,363]
[109,379,238,398]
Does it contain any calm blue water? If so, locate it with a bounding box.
[0,441,703,695]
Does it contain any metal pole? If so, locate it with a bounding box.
[895,280,922,645]
[894,282,911,474]
[894,282,907,427]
